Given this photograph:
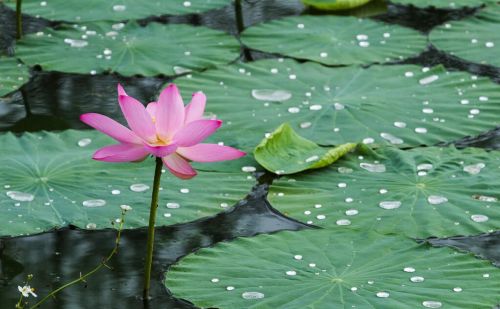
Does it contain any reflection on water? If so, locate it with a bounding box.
[427,231,500,267]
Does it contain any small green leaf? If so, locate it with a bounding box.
[302,0,371,10]
[254,123,356,174]
[166,229,500,309]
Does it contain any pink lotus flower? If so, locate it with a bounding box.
[80,83,245,179]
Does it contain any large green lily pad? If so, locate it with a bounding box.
[0,130,254,237]
[241,15,426,66]
[268,146,500,238]
[15,21,240,76]
[166,229,500,309]
[254,123,357,175]
[390,0,489,8]
[0,57,30,97]
[4,0,230,22]
[174,59,500,152]
[430,6,500,68]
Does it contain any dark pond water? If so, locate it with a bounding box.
[0,0,499,308]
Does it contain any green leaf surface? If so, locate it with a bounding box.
[166,229,500,309]
[301,0,371,10]
[4,0,230,22]
[0,130,254,237]
[390,0,490,8]
[15,22,240,76]
[174,59,500,152]
[254,123,357,174]
[241,15,426,66]
[430,6,500,67]
[268,146,500,238]
[0,57,29,97]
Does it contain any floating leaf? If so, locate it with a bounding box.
[301,0,371,10]
[241,15,426,66]
[430,6,500,67]
[254,123,356,174]
[4,0,231,22]
[166,229,500,309]
[268,146,500,238]
[0,130,254,237]
[0,57,29,97]
[15,22,240,76]
[390,0,489,8]
[173,59,500,152]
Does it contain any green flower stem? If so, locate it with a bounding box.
[16,0,22,40]
[142,157,163,300]
[29,211,127,309]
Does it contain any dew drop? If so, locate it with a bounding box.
[310,104,322,111]
[77,138,92,147]
[211,278,219,283]
[422,301,442,308]
[316,214,326,220]
[242,291,264,300]
[470,214,488,222]
[338,167,353,174]
[166,202,180,209]
[345,209,358,216]
[410,276,425,283]
[403,267,415,272]
[472,195,497,202]
[251,89,292,102]
[288,107,300,113]
[338,183,347,188]
[360,163,386,173]
[356,34,368,40]
[294,255,303,260]
[419,75,439,85]
[422,108,434,114]
[376,291,390,298]
[241,166,256,172]
[417,163,433,171]
[379,201,401,210]
[112,4,126,11]
[485,42,494,48]
[362,137,374,144]
[6,191,34,202]
[334,102,345,110]
[427,195,448,205]
[336,219,351,226]
[305,155,319,163]
[180,188,190,194]
[415,127,428,134]
[359,41,370,47]
[380,132,403,144]
[453,287,462,292]
[286,270,297,276]
[393,121,407,128]
[463,163,485,175]
[111,189,121,195]
[86,223,97,229]
[82,199,106,207]
[379,189,388,194]
[130,184,149,192]
[226,286,235,291]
